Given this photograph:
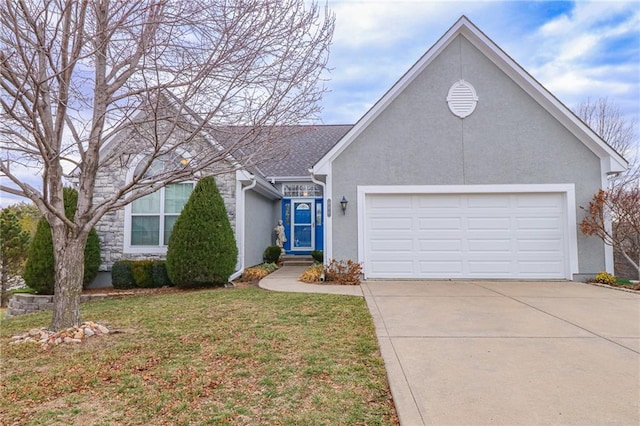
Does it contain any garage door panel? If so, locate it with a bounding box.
[517,239,563,252]
[370,217,413,231]
[467,239,511,252]
[364,192,568,279]
[418,217,462,230]
[518,261,564,274]
[418,260,464,274]
[418,239,463,252]
[417,196,462,208]
[516,217,562,230]
[369,195,412,209]
[467,217,511,230]
[467,196,510,208]
[370,260,414,274]
[515,194,562,208]
[370,239,413,252]
[468,260,513,274]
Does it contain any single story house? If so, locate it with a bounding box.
[92,16,627,286]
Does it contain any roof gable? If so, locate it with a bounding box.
[313,16,627,175]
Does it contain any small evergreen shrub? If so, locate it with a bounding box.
[311,250,323,263]
[152,260,172,287]
[594,271,616,285]
[131,260,154,288]
[263,245,282,263]
[299,264,323,283]
[84,228,101,287]
[324,259,363,285]
[112,260,135,289]
[22,219,55,294]
[23,187,101,294]
[166,177,238,288]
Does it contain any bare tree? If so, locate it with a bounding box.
[574,97,639,186]
[580,188,640,280]
[0,0,334,330]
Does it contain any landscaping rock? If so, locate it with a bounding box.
[9,322,111,348]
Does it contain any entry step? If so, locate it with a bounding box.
[281,255,314,266]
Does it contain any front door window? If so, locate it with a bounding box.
[292,200,313,250]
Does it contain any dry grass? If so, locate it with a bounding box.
[1,287,398,425]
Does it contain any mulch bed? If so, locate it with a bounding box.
[81,280,260,297]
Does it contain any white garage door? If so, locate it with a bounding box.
[364,192,569,279]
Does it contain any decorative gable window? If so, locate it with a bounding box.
[283,183,321,197]
[125,154,194,252]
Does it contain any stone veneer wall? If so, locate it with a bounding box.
[6,293,107,318]
[614,247,639,280]
[93,129,237,272]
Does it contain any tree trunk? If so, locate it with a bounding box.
[50,228,87,331]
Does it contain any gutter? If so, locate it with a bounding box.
[229,172,257,282]
[310,169,327,267]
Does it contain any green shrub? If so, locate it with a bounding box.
[22,219,55,294]
[112,260,135,289]
[311,250,323,263]
[23,187,101,294]
[152,260,172,287]
[166,177,238,288]
[131,260,154,288]
[263,245,282,263]
[84,228,101,286]
[594,271,616,285]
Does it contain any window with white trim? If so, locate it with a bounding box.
[130,182,193,246]
[128,154,193,247]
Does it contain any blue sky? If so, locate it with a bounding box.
[1,0,638,207]
[319,0,639,125]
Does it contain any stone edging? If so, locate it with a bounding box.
[6,293,108,318]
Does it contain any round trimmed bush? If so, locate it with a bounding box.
[166,177,238,287]
[263,245,282,263]
[23,187,101,294]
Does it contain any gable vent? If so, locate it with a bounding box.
[447,80,478,118]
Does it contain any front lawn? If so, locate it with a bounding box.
[1,288,398,425]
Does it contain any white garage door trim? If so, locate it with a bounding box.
[357,184,578,280]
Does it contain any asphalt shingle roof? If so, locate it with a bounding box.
[254,125,353,178]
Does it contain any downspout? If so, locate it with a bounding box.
[229,175,257,281]
[310,170,327,282]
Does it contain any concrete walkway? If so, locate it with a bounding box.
[258,265,363,296]
[259,268,640,425]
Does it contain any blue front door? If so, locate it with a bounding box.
[293,200,313,250]
[281,198,323,254]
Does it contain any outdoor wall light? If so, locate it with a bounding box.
[340,196,349,215]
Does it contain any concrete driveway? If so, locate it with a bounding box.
[362,280,640,425]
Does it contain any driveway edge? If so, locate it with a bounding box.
[361,283,425,426]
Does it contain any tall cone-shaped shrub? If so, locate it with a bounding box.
[23,188,101,294]
[166,177,237,287]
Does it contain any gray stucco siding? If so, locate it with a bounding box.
[244,190,278,267]
[330,34,605,276]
